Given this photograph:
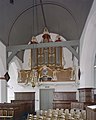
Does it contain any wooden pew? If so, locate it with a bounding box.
[71,101,96,110]
[11,100,35,114]
[53,92,77,109]
[0,102,29,120]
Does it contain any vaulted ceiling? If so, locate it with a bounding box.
[0,0,93,47]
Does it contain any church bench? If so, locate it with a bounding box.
[71,101,96,110]
[11,100,35,114]
[53,92,77,109]
[0,103,28,120]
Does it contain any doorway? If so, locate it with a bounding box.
[40,88,54,110]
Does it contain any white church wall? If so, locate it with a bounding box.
[94,67,96,92]
[22,49,31,70]
[63,47,73,68]
[0,41,6,75]
[0,57,7,102]
[0,80,7,102]
[0,41,7,102]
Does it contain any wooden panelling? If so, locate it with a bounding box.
[56,68,74,81]
[11,100,35,114]
[53,92,77,109]
[15,92,35,100]
[14,92,35,114]
[53,92,76,101]
[53,101,71,109]
[0,102,29,120]
[78,88,94,102]
[71,102,84,109]
[71,101,96,110]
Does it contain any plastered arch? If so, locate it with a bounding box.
[80,11,96,88]
[8,57,22,87]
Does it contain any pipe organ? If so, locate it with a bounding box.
[18,28,75,86]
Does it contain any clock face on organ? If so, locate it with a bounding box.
[42,65,48,75]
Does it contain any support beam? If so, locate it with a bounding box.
[7,40,79,64]
[66,45,79,59]
[7,40,79,51]
[7,50,18,65]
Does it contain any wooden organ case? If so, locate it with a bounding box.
[18,28,75,84]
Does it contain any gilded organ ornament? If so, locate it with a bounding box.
[18,28,75,87]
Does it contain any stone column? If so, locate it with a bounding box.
[79,11,96,103]
[0,77,7,103]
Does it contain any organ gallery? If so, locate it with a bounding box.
[18,28,75,87]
